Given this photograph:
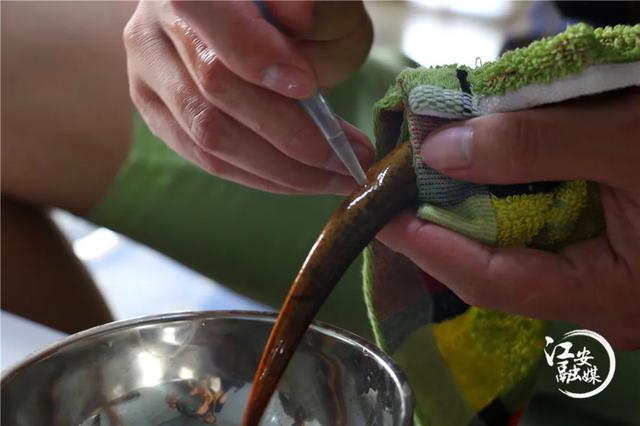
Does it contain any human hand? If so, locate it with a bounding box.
[377,91,640,349]
[124,1,374,194]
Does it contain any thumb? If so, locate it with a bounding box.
[419,91,640,190]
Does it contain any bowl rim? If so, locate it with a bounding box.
[1,310,414,425]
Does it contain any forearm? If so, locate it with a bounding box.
[1,196,113,333]
[1,1,135,215]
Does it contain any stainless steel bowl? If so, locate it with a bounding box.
[2,311,413,425]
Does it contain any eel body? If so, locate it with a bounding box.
[243,141,417,426]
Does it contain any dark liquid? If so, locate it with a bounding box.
[80,379,255,425]
[243,142,417,426]
[81,377,335,426]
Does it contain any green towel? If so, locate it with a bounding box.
[364,23,640,426]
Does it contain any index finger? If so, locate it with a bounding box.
[169,0,316,98]
[376,213,625,327]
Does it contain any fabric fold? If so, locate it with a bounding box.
[364,23,639,426]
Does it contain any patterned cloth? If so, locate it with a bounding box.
[364,24,640,426]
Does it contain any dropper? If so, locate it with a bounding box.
[254,0,367,185]
[299,95,367,184]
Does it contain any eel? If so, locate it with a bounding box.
[243,141,418,426]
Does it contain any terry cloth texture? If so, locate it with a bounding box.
[365,23,640,426]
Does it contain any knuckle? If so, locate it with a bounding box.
[175,84,201,116]
[189,105,225,152]
[500,114,540,176]
[122,18,147,50]
[197,58,228,98]
[123,19,164,59]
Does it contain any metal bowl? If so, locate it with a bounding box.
[2,311,413,425]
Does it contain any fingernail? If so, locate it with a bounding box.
[420,126,473,170]
[327,174,357,195]
[261,64,314,98]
